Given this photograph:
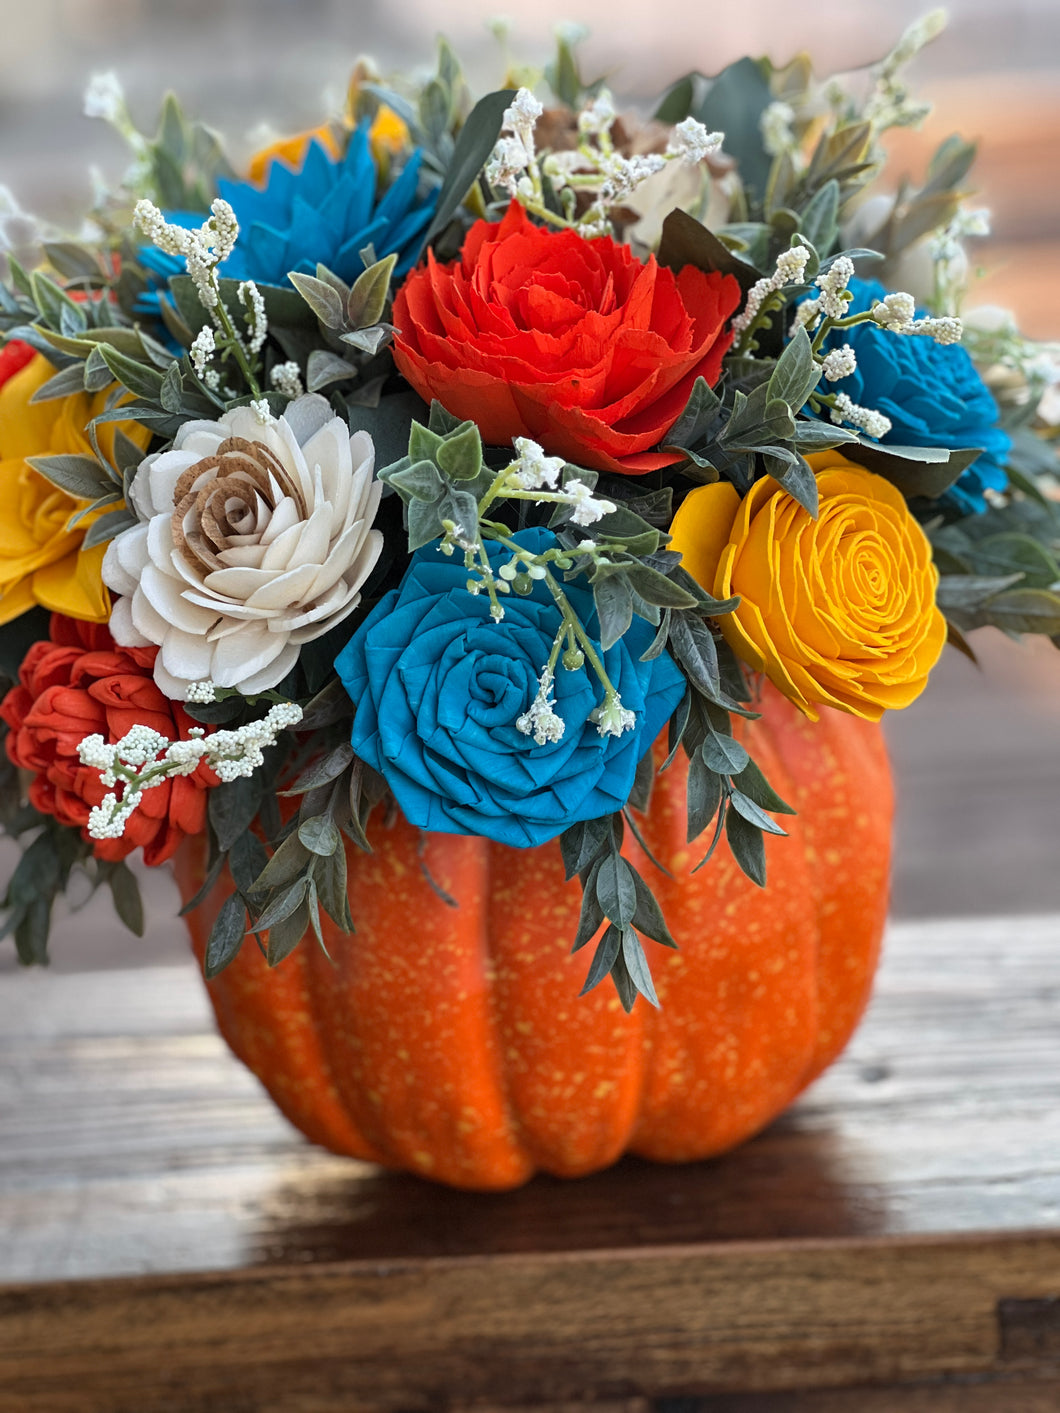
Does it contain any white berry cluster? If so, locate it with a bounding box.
[133,198,238,313]
[732,244,812,338]
[79,702,303,844]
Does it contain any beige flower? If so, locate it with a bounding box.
[103,395,382,696]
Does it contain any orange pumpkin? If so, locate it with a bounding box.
[176,684,892,1190]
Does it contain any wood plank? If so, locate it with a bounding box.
[0,1234,1058,1411]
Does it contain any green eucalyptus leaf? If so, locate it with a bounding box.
[657,208,762,293]
[630,872,677,949]
[730,788,788,836]
[579,923,622,996]
[686,750,724,842]
[347,253,397,328]
[767,327,820,410]
[843,439,981,500]
[256,876,310,934]
[595,850,637,928]
[265,896,311,967]
[435,421,483,481]
[694,56,773,202]
[731,757,795,815]
[98,344,166,402]
[204,893,248,978]
[621,927,659,1007]
[701,728,749,775]
[288,272,346,328]
[797,179,840,255]
[725,806,767,886]
[669,613,721,700]
[594,575,634,650]
[935,572,1024,612]
[81,508,138,549]
[298,815,341,857]
[306,349,356,392]
[106,860,144,937]
[560,815,613,880]
[26,453,110,500]
[423,89,517,247]
[982,588,1060,635]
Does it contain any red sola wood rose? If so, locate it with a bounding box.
[0,615,214,865]
[392,201,741,474]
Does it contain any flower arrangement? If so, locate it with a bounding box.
[1,14,1057,1019]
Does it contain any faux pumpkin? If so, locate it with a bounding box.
[176,684,893,1191]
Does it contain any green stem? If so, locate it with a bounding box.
[210,282,262,399]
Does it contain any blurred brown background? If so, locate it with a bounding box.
[0,0,1058,970]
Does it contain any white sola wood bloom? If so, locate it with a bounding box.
[103,394,382,697]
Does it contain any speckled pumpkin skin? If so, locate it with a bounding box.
[177,684,893,1190]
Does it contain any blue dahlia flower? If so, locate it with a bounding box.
[335,527,686,849]
[814,277,1011,516]
[138,124,437,298]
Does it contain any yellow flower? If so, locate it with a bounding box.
[246,108,408,188]
[669,451,947,721]
[0,355,150,625]
[246,124,342,187]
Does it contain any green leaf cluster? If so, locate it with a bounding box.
[379,404,495,550]
[932,499,1060,642]
[560,814,675,1011]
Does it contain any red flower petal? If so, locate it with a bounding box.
[393,201,742,473]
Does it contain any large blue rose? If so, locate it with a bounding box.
[335,528,686,848]
[815,277,1011,516]
[138,125,436,301]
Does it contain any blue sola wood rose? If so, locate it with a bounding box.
[138,125,437,296]
[335,528,687,849]
[814,277,1012,516]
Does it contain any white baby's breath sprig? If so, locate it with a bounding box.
[565,479,617,527]
[510,436,565,491]
[269,360,304,398]
[863,9,946,132]
[185,679,218,704]
[80,702,303,844]
[134,197,264,398]
[238,279,268,354]
[190,326,216,378]
[870,291,917,331]
[83,72,127,126]
[827,391,892,440]
[760,101,798,159]
[820,345,857,381]
[516,666,566,745]
[488,84,723,239]
[732,243,811,346]
[590,690,636,738]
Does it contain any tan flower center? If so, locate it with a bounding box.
[170,437,308,574]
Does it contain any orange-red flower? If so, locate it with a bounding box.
[0,338,33,386]
[392,201,741,475]
[1,615,215,864]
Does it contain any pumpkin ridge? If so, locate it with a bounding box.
[179,683,892,1189]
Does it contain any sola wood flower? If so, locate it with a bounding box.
[103,395,382,697]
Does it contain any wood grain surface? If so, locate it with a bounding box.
[1,913,1059,1409]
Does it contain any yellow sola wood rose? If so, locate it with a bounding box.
[0,355,150,625]
[669,451,947,722]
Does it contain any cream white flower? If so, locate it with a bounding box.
[103,394,382,697]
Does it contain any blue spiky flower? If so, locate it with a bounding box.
[137,124,437,300]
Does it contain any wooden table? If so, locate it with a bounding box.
[1,915,1058,1411]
